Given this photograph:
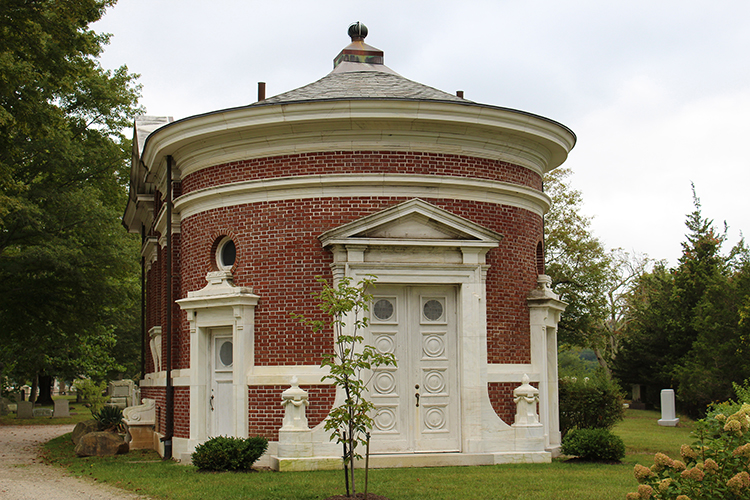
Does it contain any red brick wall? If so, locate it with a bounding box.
[144,148,546,440]
[174,387,189,438]
[178,197,540,367]
[248,385,336,441]
[181,151,542,195]
[488,381,540,425]
[140,387,189,439]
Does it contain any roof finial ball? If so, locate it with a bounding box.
[348,21,368,41]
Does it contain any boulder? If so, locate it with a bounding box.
[72,419,99,445]
[74,431,129,457]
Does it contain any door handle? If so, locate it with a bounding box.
[415,384,420,407]
[210,393,214,411]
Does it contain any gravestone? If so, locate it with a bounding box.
[657,389,679,426]
[33,408,53,417]
[629,384,646,410]
[108,379,135,409]
[16,400,33,419]
[53,399,70,417]
[0,398,9,416]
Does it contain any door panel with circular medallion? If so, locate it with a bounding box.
[368,286,459,453]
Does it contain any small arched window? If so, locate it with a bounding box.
[536,241,544,275]
[215,237,236,271]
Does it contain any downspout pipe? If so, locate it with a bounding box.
[140,226,146,381]
[163,155,174,460]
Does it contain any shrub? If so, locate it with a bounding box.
[706,379,750,420]
[561,428,625,462]
[627,403,750,499]
[559,372,625,436]
[191,436,268,472]
[73,379,109,416]
[94,405,124,433]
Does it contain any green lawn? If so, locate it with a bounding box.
[39,409,694,500]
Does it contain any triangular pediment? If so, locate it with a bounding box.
[319,199,503,247]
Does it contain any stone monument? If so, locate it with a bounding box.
[657,389,679,426]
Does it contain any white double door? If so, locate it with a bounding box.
[368,285,460,453]
[208,329,234,437]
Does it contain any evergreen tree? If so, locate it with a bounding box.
[615,188,750,416]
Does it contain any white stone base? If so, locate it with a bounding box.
[658,418,680,427]
[269,451,551,470]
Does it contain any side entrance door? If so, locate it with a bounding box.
[208,328,233,437]
[368,286,460,453]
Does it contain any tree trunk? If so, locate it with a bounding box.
[592,347,612,379]
[36,374,55,406]
[30,374,38,404]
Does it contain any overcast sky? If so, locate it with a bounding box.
[94,0,750,265]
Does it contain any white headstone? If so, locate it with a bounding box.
[657,389,679,426]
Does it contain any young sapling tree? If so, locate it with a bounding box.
[294,276,396,498]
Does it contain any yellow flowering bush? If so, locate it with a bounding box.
[626,404,750,499]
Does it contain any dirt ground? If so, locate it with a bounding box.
[0,424,153,500]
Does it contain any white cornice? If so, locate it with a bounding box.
[173,174,552,220]
[139,100,575,191]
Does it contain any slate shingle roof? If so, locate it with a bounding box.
[259,70,467,105]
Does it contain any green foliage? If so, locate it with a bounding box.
[294,275,396,496]
[0,0,143,384]
[94,405,124,432]
[628,404,750,500]
[558,347,599,379]
[73,379,109,415]
[559,373,625,436]
[545,169,650,376]
[544,168,610,350]
[191,436,269,472]
[707,379,750,421]
[615,189,750,418]
[562,428,625,462]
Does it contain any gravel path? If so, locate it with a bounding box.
[0,425,154,500]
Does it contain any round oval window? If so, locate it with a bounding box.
[219,340,233,367]
[217,238,236,270]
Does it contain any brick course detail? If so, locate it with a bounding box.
[181,151,542,195]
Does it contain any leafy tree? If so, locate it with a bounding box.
[0,0,143,398]
[615,189,750,416]
[294,276,396,498]
[545,167,610,349]
[545,168,648,376]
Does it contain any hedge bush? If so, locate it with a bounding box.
[192,436,268,472]
[559,373,625,436]
[561,428,625,462]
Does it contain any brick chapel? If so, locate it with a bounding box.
[122,22,575,469]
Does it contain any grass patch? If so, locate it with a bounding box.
[613,408,695,465]
[40,409,695,500]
